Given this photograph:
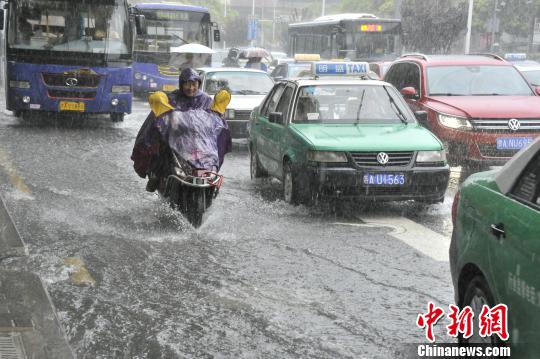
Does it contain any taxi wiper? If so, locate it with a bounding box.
[355,89,366,125]
[383,86,408,125]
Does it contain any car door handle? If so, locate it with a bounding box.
[265,127,272,132]
[490,223,506,239]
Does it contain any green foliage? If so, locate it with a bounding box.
[333,0,395,17]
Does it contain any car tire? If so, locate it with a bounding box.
[111,113,125,122]
[459,275,505,346]
[282,161,301,205]
[250,145,267,179]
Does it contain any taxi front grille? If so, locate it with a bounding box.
[233,110,251,122]
[470,118,540,133]
[477,143,518,158]
[48,89,96,99]
[350,151,413,167]
[42,72,101,88]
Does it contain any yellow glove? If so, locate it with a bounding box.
[148,91,174,117]
[211,89,231,115]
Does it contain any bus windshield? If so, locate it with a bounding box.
[8,0,130,55]
[134,9,210,63]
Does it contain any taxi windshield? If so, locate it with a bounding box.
[288,63,312,77]
[293,84,413,124]
[427,65,533,96]
[204,71,274,95]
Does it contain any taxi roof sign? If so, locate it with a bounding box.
[504,53,527,61]
[294,54,321,62]
[312,62,369,76]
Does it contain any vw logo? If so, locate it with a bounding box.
[377,152,389,165]
[508,118,521,131]
[65,77,78,87]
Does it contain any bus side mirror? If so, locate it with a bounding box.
[135,15,147,36]
[0,9,4,31]
[213,29,221,42]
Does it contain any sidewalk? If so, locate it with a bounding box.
[0,196,74,359]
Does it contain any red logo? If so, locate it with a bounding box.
[416,302,445,342]
[446,305,474,339]
[479,304,509,341]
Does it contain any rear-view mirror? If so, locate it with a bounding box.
[400,87,418,99]
[269,112,283,125]
[135,15,147,36]
[213,29,221,42]
[414,111,429,126]
[535,86,540,96]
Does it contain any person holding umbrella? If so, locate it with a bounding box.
[245,57,267,71]
[241,47,270,72]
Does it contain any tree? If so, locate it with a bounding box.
[401,0,468,53]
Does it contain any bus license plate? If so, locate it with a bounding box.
[59,101,85,112]
[496,137,533,150]
[163,84,177,92]
[363,173,405,186]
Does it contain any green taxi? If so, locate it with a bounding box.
[450,137,540,354]
[248,62,450,204]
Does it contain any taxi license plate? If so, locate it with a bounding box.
[496,137,533,150]
[363,173,405,186]
[163,84,177,92]
[59,101,85,112]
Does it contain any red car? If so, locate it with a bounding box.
[384,54,540,170]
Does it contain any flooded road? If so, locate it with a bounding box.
[0,102,457,358]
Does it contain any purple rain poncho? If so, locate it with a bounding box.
[154,109,227,172]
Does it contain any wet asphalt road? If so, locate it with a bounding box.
[0,100,459,358]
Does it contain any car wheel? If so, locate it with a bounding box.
[283,161,300,205]
[250,145,267,179]
[460,275,504,345]
[111,113,125,122]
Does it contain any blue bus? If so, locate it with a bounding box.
[131,3,217,95]
[1,0,138,122]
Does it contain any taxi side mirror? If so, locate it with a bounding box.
[414,111,429,126]
[400,87,418,100]
[535,86,540,96]
[269,112,284,125]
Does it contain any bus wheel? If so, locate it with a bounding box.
[111,113,125,122]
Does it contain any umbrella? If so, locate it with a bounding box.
[170,43,216,54]
[169,44,216,69]
[240,47,270,59]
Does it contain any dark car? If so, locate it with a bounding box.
[384,54,540,171]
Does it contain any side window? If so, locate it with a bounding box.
[261,84,285,117]
[274,86,294,123]
[403,63,421,95]
[385,63,407,89]
[511,154,540,209]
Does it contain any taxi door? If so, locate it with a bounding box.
[266,85,295,177]
[255,84,286,172]
[489,154,540,352]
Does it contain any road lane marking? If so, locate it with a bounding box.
[335,216,450,262]
[0,150,30,193]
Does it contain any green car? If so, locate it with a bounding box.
[248,62,450,204]
[450,136,540,354]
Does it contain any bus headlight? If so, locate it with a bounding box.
[307,151,348,163]
[111,98,119,106]
[22,96,31,103]
[134,73,142,80]
[10,81,30,89]
[142,75,148,81]
[112,85,131,93]
[416,150,446,163]
[437,113,472,131]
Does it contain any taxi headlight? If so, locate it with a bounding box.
[307,151,348,163]
[226,109,235,119]
[112,85,131,93]
[9,80,30,89]
[416,150,446,163]
[438,113,472,131]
